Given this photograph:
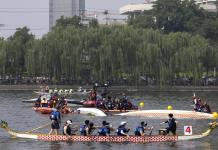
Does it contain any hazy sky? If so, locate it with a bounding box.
[0,0,144,38]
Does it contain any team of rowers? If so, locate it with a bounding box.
[88,88,137,110]
[49,108,177,137]
[34,94,72,114]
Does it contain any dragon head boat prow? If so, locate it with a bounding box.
[200,122,218,137]
[208,122,218,129]
[0,120,8,129]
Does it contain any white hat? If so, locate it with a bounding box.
[66,120,72,125]
[52,108,57,111]
[121,121,126,125]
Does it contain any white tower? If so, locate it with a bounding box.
[49,0,85,30]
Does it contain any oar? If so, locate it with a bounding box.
[149,127,153,135]
[67,100,83,105]
[25,123,50,133]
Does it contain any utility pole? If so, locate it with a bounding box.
[104,10,109,25]
[0,24,5,37]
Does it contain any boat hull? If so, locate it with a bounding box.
[37,135,178,142]
[103,109,137,114]
[32,107,72,114]
[116,110,213,119]
[77,108,107,116]
[1,121,217,143]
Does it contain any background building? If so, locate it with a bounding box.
[119,0,217,15]
[49,0,85,29]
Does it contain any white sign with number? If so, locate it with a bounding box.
[184,126,193,135]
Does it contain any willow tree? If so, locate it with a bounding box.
[4,27,34,75]
[0,38,6,75]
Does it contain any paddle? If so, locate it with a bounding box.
[25,123,50,133]
[67,100,83,105]
[149,127,153,135]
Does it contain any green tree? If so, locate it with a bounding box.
[5,27,34,75]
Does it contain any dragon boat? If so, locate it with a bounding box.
[32,107,72,114]
[32,107,107,117]
[116,110,214,119]
[0,121,217,143]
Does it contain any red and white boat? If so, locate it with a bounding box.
[0,121,217,143]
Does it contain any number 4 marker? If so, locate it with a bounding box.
[184,126,193,135]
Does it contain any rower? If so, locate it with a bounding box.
[101,88,108,99]
[203,102,212,114]
[98,121,110,136]
[120,93,129,110]
[63,120,72,137]
[57,96,67,109]
[88,122,97,135]
[90,89,97,101]
[116,121,130,136]
[160,113,177,135]
[134,121,153,136]
[192,95,203,112]
[80,120,90,136]
[105,96,114,110]
[34,95,41,107]
[41,98,48,107]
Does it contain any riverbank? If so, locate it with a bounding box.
[1,84,218,92]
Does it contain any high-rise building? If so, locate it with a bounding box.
[49,0,85,29]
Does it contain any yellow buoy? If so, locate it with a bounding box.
[139,102,145,107]
[212,112,218,119]
[167,105,173,110]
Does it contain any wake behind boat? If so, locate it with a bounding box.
[0,121,217,143]
[116,110,214,119]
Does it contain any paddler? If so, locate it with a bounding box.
[34,95,41,107]
[134,121,153,136]
[88,122,98,135]
[105,96,114,110]
[116,121,130,137]
[41,98,48,107]
[203,102,212,113]
[98,121,110,136]
[90,89,97,101]
[80,120,90,136]
[63,120,73,137]
[160,113,177,135]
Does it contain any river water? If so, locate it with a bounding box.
[0,90,217,150]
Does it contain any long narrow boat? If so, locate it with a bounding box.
[76,108,135,116]
[77,108,107,116]
[0,121,217,143]
[103,109,137,113]
[116,110,214,119]
[32,107,72,114]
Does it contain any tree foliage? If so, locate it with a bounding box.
[0,13,217,85]
[128,0,218,42]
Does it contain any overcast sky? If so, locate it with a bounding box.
[0,0,144,38]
